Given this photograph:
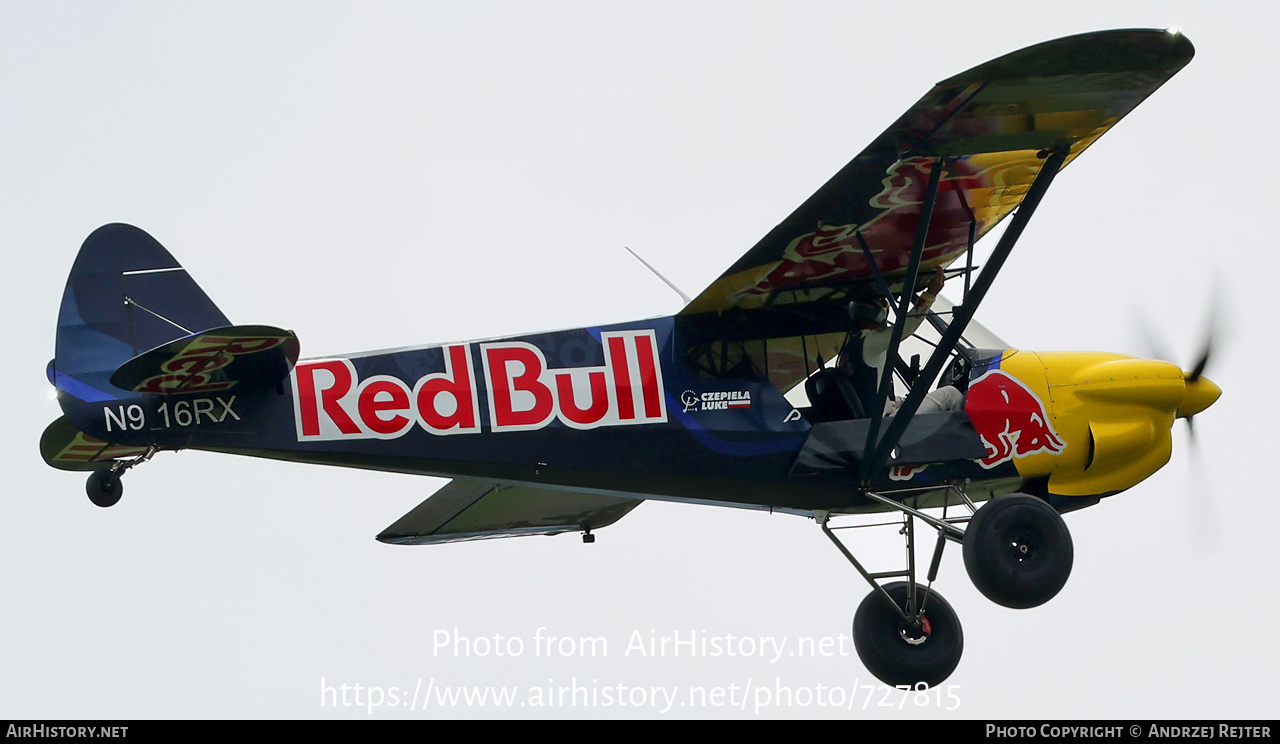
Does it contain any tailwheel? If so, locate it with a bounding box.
[86,468,123,508]
[963,493,1073,609]
[853,582,963,688]
[82,446,157,509]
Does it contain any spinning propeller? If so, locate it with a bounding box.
[1176,338,1221,436]
[1134,286,1226,548]
[1135,289,1223,436]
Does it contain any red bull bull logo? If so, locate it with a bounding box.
[964,369,1066,468]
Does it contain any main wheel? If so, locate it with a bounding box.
[86,469,123,508]
[963,493,1072,609]
[853,582,962,688]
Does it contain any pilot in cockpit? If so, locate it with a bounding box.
[837,267,964,416]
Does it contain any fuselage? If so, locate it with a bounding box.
[55,313,1218,515]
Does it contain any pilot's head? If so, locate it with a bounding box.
[849,296,889,330]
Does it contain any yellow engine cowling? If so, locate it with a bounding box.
[994,350,1219,497]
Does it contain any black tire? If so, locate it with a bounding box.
[963,493,1072,609]
[853,582,963,688]
[86,469,123,508]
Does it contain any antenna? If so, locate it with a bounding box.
[624,246,692,306]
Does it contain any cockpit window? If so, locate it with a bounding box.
[924,294,1008,351]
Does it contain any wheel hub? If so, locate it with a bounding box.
[1008,535,1036,562]
[898,615,932,646]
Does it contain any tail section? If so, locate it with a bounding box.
[46,224,303,502]
[108,324,298,396]
[40,416,149,472]
[52,224,230,403]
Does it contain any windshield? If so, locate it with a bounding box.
[784,292,1011,409]
[922,294,1009,351]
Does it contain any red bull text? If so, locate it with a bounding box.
[291,331,666,441]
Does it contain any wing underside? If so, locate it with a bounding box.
[672,29,1193,396]
[376,478,643,545]
[681,29,1195,320]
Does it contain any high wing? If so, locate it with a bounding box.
[681,29,1194,323]
[673,29,1194,480]
[376,479,643,545]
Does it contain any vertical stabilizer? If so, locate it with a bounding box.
[53,224,230,402]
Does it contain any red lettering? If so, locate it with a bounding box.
[161,353,230,375]
[415,345,479,433]
[358,378,412,436]
[607,336,635,420]
[555,370,609,426]
[291,334,667,441]
[633,334,662,419]
[133,373,234,394]
[295,360,360,437]
[485,345,554,429]
[133,334,286,394]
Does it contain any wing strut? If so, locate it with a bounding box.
[859,157,947,482]
[855,230,896,307]
[862,146,1069,481]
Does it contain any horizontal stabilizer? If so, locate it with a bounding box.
[40,416,148,471]
[377,478,643,545]
[109,325,299,395]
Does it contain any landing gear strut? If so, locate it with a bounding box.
[820,489,969,688]
[83,445,157,508]
[820,486,1074,687]
[853,581,962,688]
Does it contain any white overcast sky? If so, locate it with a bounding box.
[3,0,1276,720]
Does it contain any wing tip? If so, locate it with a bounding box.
[940,28,1194,86]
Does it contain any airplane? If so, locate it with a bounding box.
[40,28,1216,688]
